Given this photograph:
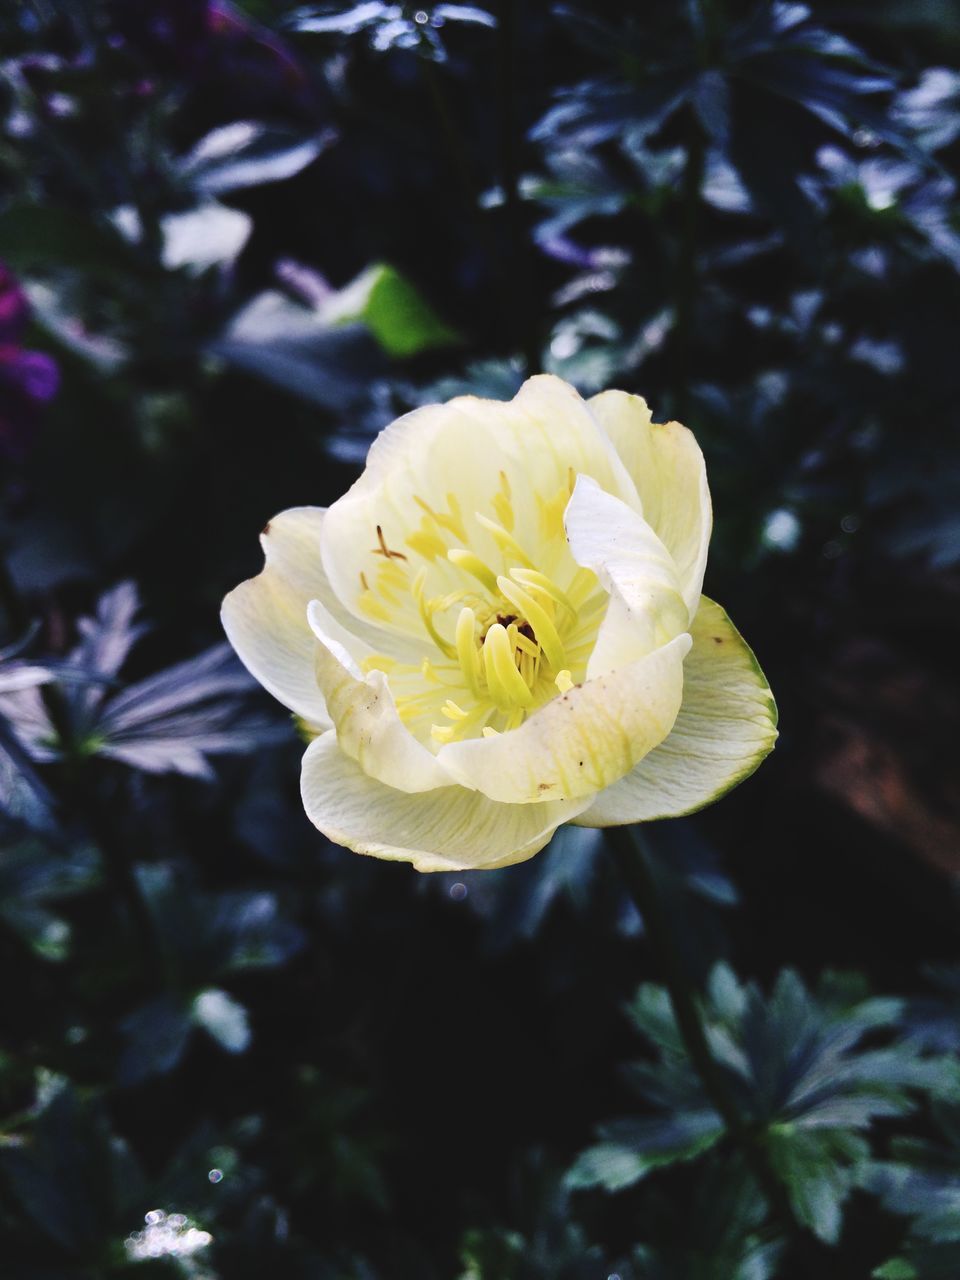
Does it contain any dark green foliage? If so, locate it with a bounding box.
[1,0,959,1275]
[568,966,960,1245]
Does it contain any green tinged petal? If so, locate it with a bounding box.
[575,597,777,825]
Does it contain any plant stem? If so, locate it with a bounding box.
[606,824,797,1230]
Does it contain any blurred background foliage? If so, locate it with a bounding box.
[1,0,959,1275]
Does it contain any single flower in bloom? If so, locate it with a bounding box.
[222,375,777,871]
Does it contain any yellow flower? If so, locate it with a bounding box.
[222,375,777,871]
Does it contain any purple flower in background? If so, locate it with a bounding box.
[110,0,312,111]
[0,262,60,460]
[0,264,29,342]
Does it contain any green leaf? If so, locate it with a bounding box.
[326,264,460,357]
[873,1262,918,1280]
[629,1158,786,1280]
[567,1109,723,1191]
[766,1126,868,1243]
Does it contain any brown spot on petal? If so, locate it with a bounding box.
[262,521,272,536]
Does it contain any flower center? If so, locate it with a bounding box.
[353,469,606,747]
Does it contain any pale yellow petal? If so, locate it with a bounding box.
[437,632,692,804]
[574,597,777,825]
[308,600,455,793]
[220,510,336,724]
[564,476,691,678]
[588,391,711,615]
[300,731,592,871]
[319,376,643,640]
[253,507,397,653]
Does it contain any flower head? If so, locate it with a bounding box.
[222,375,777,871]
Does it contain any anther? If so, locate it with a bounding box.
[455,606,482,695]
[483,623,533,708]
[448,548,499,595]
[373,525,408,560]
[496,576,566,672]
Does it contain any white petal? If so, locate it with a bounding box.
[254,506,416,659]
[588,391,711,615]
[221,510,333,725]
[574,597,777,825]
[308,600,454,793]
[300,731,592,872]
[222,507,424,725]
[564,476,690,678]
[438,632,691,804]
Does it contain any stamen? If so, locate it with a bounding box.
[378,559,408,588]
[538,486,570,542]
[431,723,456,743]
[455,606,482,695]
[483,623,533,708]
[513,630,540,658]
[442,699,469,721]
[374,570,402,606]
[445,493,466,540]
[420,657,440,682]
[509,568,578,620]
[482,726,500,738]
[475,513,534,568]
[373,524,408,560]
[496,576,566,672]
[357,591,391,622]
[555,669,574,693]
[447,548,499,595]
[361,654,397,673]
[414,494,466,542]
[406,525,448,560]
[413,568,456,659]
[492,470,514,531]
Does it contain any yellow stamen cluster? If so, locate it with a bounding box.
[356,471,604,745]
